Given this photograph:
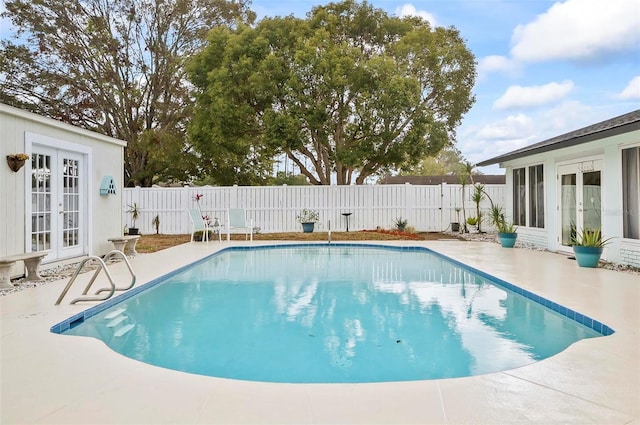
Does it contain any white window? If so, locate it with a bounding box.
[622,146,640,239]
[528,164,544,228]
[512,165,544,228]
[513,168,526,226]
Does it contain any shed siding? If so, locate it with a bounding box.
[1,104,125,275]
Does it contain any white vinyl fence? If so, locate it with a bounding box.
[123,184,505,235]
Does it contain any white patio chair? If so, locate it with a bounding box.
[188,208,210,243]
[227,208,253,241]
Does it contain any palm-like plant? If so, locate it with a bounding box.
[488,204,517,234]
[127,203,141,228]
[571,228,612,248]
[471,183,485,232]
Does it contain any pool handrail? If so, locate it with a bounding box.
[54,250,136,305]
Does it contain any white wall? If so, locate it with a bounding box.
[500,129,640,267]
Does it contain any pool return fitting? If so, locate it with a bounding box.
[55,250,136,305]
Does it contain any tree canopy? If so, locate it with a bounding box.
[0,0,255,186]
[188,0,476,185]
[398,145,473,176]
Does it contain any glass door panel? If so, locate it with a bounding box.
[30,147,85,260]
[62,156,80,249]
[58,152,84,257]
[560,172,577,246]
[557,160,603,250]
[582,171,601,232]
[31,152,53,252]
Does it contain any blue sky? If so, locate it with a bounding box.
[252,0,640,174]
[1,0,638,176]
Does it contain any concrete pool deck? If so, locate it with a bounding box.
[1,240,638,424]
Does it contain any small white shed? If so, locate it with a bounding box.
[478,109,640,268]
[1,103,126,275]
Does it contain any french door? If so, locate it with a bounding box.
[31,147,86,260]
[558,160,603,250]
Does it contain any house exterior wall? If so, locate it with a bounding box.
[0,103,126,273]
[500,129,640,267]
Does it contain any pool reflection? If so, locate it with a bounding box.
[64,246,600,383]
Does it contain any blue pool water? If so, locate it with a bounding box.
[55,245,608,383]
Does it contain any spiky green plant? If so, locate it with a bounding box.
[571,228,613,248]
[496,221,517,234]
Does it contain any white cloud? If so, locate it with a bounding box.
[395,4,437,27]
[475,114,535,140]
[459,102,601,168]
[457,114,537,169]
[510,0,640,63]
[493,80,574,110]
[535,101,601,134]
[616,76,640,100]
[478,55,521,80]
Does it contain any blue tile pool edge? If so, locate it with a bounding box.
[50,243,614,336]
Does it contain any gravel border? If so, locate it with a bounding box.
[448,230,640,275]
[0,258,127,297]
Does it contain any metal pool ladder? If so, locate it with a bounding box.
[55,250,136,305]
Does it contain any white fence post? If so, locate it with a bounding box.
[441,183,448,231]
[181,186,191,234]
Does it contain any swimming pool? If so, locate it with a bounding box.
[52,244,611,383]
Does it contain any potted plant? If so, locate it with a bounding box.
[466,216,478,230]
[6,153,29,172]
[297,208,319,233]
[571,228,613,268]
[394,217,408,231]
[496,220,518,248]
[489,204,518,248]
[126,203,142,235]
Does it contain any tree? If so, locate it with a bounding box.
[188,0,476,185]
[0,0,255,186]
[268,172,311,186]
[399,145,470,176]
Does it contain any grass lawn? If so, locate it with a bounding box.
[135,231,461,253]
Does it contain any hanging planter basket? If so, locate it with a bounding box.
[6,154,29,172]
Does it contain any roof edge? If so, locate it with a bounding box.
[0,103,127,148]
[477,109,640,167]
